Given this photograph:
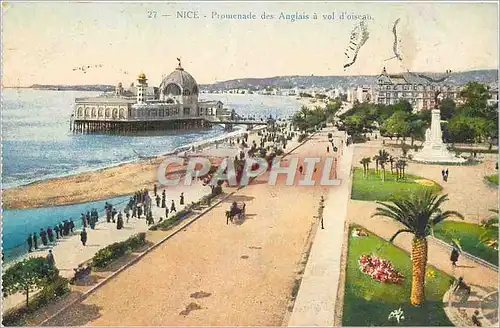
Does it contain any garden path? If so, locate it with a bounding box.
[348,141,498,326]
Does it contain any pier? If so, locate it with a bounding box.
[72,118,210,134]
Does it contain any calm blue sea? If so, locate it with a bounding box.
[1,89,301,257]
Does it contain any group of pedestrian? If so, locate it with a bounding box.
[81,209,99,229]
[26,219,76,252]
[441,168,450,182]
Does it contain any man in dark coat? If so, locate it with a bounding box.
[69,219,75,233]
[450,247,460,267]
[156,194,161,207]
[47,227,54,243]
[54,225,60,239]
[154,184,157,196]
[81,213,87,228]
[33,232,38,250]
[170,200,177,213]
[58,223,64,236]
[27,233,33,252]
[111,207,117,223]
[180,192,184,205]
[40,229,48,246]
[80,228,87,246]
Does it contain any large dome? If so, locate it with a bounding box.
[160,64,199,96]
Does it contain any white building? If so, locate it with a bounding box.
[73,60,224,132]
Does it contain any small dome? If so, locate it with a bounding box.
[138,72,146,80]
[160,64,199,96]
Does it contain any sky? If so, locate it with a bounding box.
[1,1,498,86]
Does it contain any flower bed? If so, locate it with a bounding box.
[358,254,404,284]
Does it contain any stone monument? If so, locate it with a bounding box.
[412,109,466,163]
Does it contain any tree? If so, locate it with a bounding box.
[460,82,489,110]
[360,157,371,178]
[372,154,380,173]
[396,159,407,180]
[384,111,410,144]
[377,149,390,182]
[371,191,463,305]
[2,257,58,307]
[439,98,456,120]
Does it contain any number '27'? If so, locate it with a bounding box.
[148,10,157,18]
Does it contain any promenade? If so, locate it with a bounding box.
[42,130,335,326]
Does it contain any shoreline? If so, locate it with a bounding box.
[2,125,266,210]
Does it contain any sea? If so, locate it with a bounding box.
[1,89,301,259]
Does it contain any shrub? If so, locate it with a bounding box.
[91,233,146,268]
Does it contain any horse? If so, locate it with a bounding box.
[226,202,246,224]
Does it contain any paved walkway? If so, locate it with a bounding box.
[41,131,332,326]
[2,181,209,312]
[287,130,353,326]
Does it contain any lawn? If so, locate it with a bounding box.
[343,225,453,326]
[433,221,498,266]
[485,174,499,186]
[351,167,442,201]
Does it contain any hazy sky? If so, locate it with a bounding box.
[2,1,498,86]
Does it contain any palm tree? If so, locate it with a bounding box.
[389,156,395,174]
[372,154,380,174]
[359,157,372,178]
[377,149,390,182]
[397,159,408,180]
[371,190,463,305]
[480,209,499,249]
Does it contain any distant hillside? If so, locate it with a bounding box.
[200,69,498,91]
[30,84,114,92]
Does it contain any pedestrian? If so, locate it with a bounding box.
[299,165,303,174]
[165,206,169,218]
[472,310,482,326]
[117,212,124,230]
[132,204,137,218]
[180,192,184,205]
[161,194,166,208]
[33,232,38,250]
[137,204,143,218]
[46,250,56,268]
[81,213,87,228]
[450,247,460,267]
[69,219,75,233]
[154,184,157,196]
[441,169,445,180]
[156,194,161,207]
[446,168,449,179]
[170,200,177,213]
[40,228,48,246]
[106,206,111,222]
[125,206,130,223]
[47,227,54,243]
[58,223,64,237]
[112,207,117,223]
[27,233,33,252]
[54,225,60,239]
[327,146,330,153]
[80,228,87,246]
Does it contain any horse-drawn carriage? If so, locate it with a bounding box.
[226,201,246,224]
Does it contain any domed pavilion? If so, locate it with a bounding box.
[73,59,226,133]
